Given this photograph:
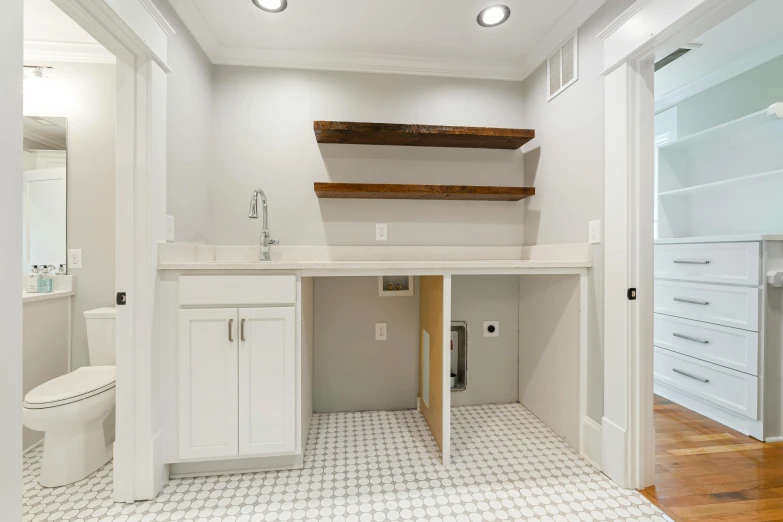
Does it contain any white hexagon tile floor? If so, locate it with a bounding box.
[23,403,673,522]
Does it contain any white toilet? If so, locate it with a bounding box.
[23,307,116,487]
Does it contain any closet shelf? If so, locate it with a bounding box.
[314,183,534,201]
[313,121,535,149]
[659,169,783,197]
[659,102,783,152]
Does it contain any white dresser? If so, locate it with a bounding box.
[654,235,783,440]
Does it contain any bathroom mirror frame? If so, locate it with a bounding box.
[22,115,68,275]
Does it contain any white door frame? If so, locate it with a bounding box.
[50,0,173,502]
[599,0,758,489]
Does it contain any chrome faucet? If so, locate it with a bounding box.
[248,188,278,261]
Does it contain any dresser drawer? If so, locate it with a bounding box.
[179,275,296,306]
[654,280,759,331]
[654,242,760,285]
[654,314,759,375]
[654,347,758,419]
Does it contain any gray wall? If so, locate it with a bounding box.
[520,0,636,424]
[450,276,520,407]
[313,277,420,412]
[154,0,213,244]
[208,67,527,246]
[677,55,783,136]
[24,61,117,370]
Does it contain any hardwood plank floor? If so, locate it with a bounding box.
[641,396,783,521]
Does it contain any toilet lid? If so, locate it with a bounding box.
[24,366,115,409]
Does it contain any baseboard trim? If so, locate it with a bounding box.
[169,453,304,479]
[581,416,602,469]
[601,416,627,486]
[764,436,783,443]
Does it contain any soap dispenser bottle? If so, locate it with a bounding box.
[26,266,39,293]
[37,266,53,293]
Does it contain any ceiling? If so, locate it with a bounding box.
[23,116,67,150]
[169,0,607,81]
[23,0,113,63]
[655,0,783,108]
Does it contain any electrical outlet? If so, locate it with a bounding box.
[68,249,83,269]
[376,223,388,241]
[484,321,499,337]
[588,220,602,244]
[375,323,387,341]
[166,215,176,243]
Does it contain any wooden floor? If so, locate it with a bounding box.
[641,396,783,521]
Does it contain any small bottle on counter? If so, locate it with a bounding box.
[26,266,39,293]
[37,266,54,293]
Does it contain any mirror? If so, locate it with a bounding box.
[22,116,67,275]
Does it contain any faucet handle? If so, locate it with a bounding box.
[269,238,279,245]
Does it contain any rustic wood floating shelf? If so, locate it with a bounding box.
[314,121,535,149]
[314,183,534,201]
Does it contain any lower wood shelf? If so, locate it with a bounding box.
[314,183,534,201]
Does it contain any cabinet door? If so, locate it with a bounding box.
[178,308,238,459]
[238,307,296,456]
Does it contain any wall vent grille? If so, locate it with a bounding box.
[548,31,578,101]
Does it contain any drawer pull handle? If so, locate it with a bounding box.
[673,368,709,383]
[674,297,709,306]
[673,332,709,344]
[673,259,710,265]
[241,319,246,342]
[228,319,234,343]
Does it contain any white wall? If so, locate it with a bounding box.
[25,60,117,370]
[1,0,23,517]
[209,67,526,246]
[153,0,213,244]
[520,0,636,424]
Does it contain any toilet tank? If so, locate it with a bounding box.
[84,307,116,366]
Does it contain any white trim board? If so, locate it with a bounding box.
[24,40,115,64]
[655,37,783,113]
[168,0,606,82]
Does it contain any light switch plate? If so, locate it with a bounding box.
[68,249,83,269]
[166,215,176,243]
[484,321,499,337]
[375,323,387,341]
[376,224,388,241]
[588,220,602,244]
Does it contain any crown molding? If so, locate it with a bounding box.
[596,0,654,41]
[24,40,115,64]
[139,0,176,36]
[24,128,66,150]
[654,37,783,113]
[169,0,604,82]
[518,0,607,81]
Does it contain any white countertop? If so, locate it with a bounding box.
[158,244,593,274]
[655,234,783,244]
[23,289,74,303]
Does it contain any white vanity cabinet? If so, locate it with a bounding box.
[174,275,300,463]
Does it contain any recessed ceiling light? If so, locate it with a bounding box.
[477,5,510,27]
[252,0,287,13]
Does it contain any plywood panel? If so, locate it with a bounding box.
[419,276,450,463]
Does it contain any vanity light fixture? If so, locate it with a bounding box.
[477,5,510,27]
[252,0,287,13]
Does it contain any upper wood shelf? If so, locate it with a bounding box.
[314,183,534,201]
[314,121,535,150]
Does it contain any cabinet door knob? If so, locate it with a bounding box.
[228,319,234,343]
[241,319,246,342]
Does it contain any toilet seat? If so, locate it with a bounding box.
[24,366,115,410]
